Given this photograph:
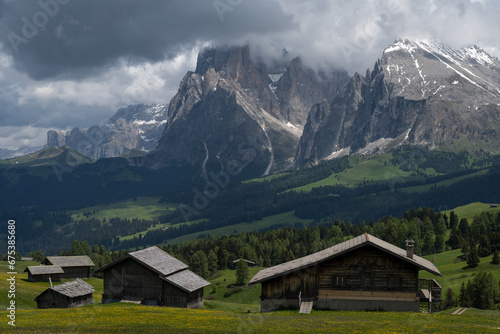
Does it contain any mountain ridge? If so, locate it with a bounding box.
[47,104,168,159]
[295,38,500,168]
[144,45,349,178]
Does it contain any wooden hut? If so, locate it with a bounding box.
[94,246,210,308]
[248,233,442,313]
[24,265,64,282]
[44,256,95,279]
[35,278,95,309]
[233,259,256,268]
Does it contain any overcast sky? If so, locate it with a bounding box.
[0,0,499,149]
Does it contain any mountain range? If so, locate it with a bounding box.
[296,38,500,167]
[142,45,349,178]
[47,104,168,159]
[5,38,500,179]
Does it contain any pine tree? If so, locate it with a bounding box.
[207,250,218,274]
[235,260,249,286]
[459,282,466,306]
[434,234,445,254]
[477,235,491,257]
[443,288,456,309]
[70,240,84,255]
[449,211,459,229]
[190,250,208,278]
[458,218,470,239]
[492,250,500,265]
[28,249,45,263]
[447,227,463,250]
[467,243,480,268]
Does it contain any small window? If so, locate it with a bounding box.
[388,275,401,289]
[333,275,345,287]
[363,275,372,289]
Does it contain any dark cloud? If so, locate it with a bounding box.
[0,0,295,80]
[1,0,500,149]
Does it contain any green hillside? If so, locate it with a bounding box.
[421,250,500,295]
[8,146,94,167]
[442,202,500,221]
[70,197,177,221]
[2,249,499,333]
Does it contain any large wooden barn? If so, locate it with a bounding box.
[35,278,95,309]
[94,246,210,308]
[248,233,442,313]
[24,265,64,282]
[45,256,95,279]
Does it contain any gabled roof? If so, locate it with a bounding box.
[94,246,209,292]
[45,256,95,267]
[233,259,256,265]
[249,233,441,285]
[35,278,95,300]
[161,269,211,293]
[94,246,188,276]
[24,265,64,275]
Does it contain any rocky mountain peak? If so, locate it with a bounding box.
[147,44,349,177]
[47,104,168,159]
[295,38,500,168]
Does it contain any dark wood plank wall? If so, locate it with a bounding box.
[318,246,418,293]
[162,281,188,307]
[60,266,90,279]
[103,258,163,300]
[186,289,204,309]
[261,245,420,301]
[37,290,68,309]
[36,291,93,309]
[29,273,61,282]
[261,267,318,299]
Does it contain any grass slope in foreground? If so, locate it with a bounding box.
[2,251,500,332]
[5,304,500,333]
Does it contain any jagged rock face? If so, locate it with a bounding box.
[149,45,349,177]
[296,38,500,168]
[47,104,168,159]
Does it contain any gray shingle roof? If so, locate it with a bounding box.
[45,256,95,267]
[24,265,64,275]
[128,246,188,276]
[94,246,209,292]
[35,278,95,300]
[248,233,441,285]
[162,269,211,293]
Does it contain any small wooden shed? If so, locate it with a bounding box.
[24,265,64,282]
[94,246,210,308]
[233,259,256,268]
[249,233,442,313]
[35,278,95,309]
[44,256,95,279]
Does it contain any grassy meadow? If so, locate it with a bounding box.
[284,155,439,193]
[2,247,500,333]
[70,197,177,221]
[441,202,500,221]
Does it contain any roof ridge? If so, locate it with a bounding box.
[248,233,441,285]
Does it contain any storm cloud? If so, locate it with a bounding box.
[0,0,499,148]
[0,0,294,79]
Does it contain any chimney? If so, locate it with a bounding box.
[405,238,415,259]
